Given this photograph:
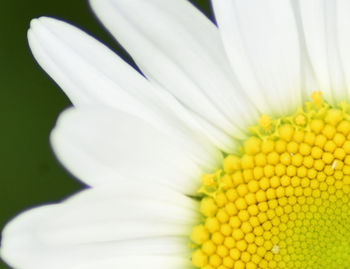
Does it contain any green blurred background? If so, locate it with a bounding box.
[0,0,212,268]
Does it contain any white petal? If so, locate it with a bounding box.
[298,0,348,104]
[29,17,150,110]
[28,17,238,153]
[213,0,303,117]
[74,256,192,269]
[28,17,180,125]
[1,184,197,269]
[90,0,259,138]
[51,107,222,193]
[335,0,350,101]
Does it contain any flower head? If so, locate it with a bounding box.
[2,0,350,268]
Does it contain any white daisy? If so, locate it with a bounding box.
[2,0,350,268]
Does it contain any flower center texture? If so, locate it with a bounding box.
[190,92,350,269]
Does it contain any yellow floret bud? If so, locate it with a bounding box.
[221,174,233,190]
[237,184,248,196]
[236,240,247,251]
[191,225,210,245]
[244,136,261,155]
[224,237,236,249]
[267,152,279,165]
[202,174,216,187]
[223,155,240,173]
[338,120,350,135]
[217,209,229,223]
[220,223,232,236]
[230,248,241,260]
[310,119,324,134]
[225,202,238,216]
[275,140,287,153]
[209,255,222,267]
[202,241,216,255]
[294,130,304,143]
[205,217,220,233]
[322,125,336,139]
[255,153,267,166]
[247,180,259,193]
[261,140,274,153]
[232,171,244,186]
[226,188,238,202]
[334,133,346,147]
[325,109,342,125]
[241,155,254,169]
[200,198,218,217]
[304,132,316,145]
[215,193,227,207]
[217,245,229,258]
[192,249,208,267]
[235,197,248,210]
[279,124,294,141]
[223,257,234,268]
[295,114,306,125]
[259,115,271,130]
[299,143,311,156]
[287,141,298,154]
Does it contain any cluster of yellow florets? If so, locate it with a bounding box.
[191,94,350,269]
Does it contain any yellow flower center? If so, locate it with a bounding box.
[190,92,350,269]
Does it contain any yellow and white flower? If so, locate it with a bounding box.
[2,0,350,268]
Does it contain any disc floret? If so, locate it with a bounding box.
[191,93,350,269]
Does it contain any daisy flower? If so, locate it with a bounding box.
[2,0,350,268]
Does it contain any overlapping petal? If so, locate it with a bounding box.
[51,107,223,193]
[28,17,240,153]
[5,1,350,269]
[90,0,259,138]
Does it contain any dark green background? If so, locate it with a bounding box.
[0,0,212,268]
